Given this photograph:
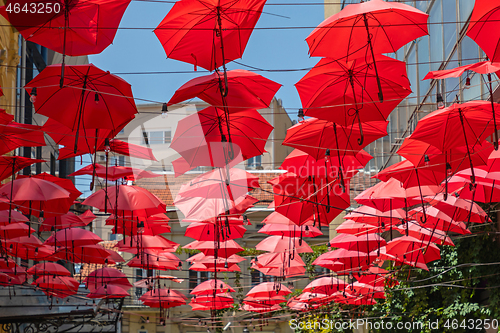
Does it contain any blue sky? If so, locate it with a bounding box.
[89,0,325,116]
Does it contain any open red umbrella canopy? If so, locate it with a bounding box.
[33,275,79,299]
[168,70,281,113]
[375,159,447,188]
[54,244,123,264]
[344,205,405,227]
[27,263,71,277]
[185,222,246,241]
[70,164,160,182]
[176,168,259,200]
[411,101,500,153]
[259,223,322,238]
[0,122,45,155]
[280,149,372,179]
[127,251,181,271]
[283,118,388,160]
[40,212,91,231]
[306,0,428,60]
[410,206,472,235]
[184,239,243,258]
[0,210,28,225]
[447,173,500,203]
[0,223,35,239]
[191,279,235,296]
[117,235,179,253]
[336,220,387,235]
[45,228,102,247]
[0,0,130,56]
[303,277,347,295]
[466,0,500,63]
[424,194,488,224]
[395,222,454,247]
[313,248,376,273]
[87,285,130,299]
[297,55,411,129]
[386,236,441,267]
[247,282,292,298]
[140,288,187,308]
[330,234,386,253]
[397,138,493,174]
[155,0,266,71]
[190,293,234,310]
[171,107,273,165]
[26,64,137,136]
[0,156,45,182]
[82,185,166,216]
[85,267,132,292]
[256,236,312,253]
[251,253,306,278]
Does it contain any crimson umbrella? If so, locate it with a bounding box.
[116,235,179,253]
[280,149,372,179]
[0,122,45,156]
[297,55,411,144]
[87,285,130,299]
[155,0,266,72]
[385,236,441,268]
[345,205,405,227]
[39,212,90,231]
[85,267,132,293]
[256,236,312,254]
[375,159,447,189]
[0,223,35,239]
[395,222,454,247]
[425,61,500,150]
[70,164,160,181]
[411,101,500,183]
[33,275,79,299]
[184,240,243,258]
[303,277,347,295]
[185,222,246,241]
[190,293,234,310]
[54,244,123,264]
[26,64,137,152]
[247,282,292,298]
[140,288,187,308]
[447,174,500,203]
[424,194,488,224]
[410,206,471,235]
[467,0,500,63]
[259,223,322,238]
[170,107,273,166]
[0,156,45,182]
[127,251,181,271]
[336,220,387,236]
[27,263,71,277]
[306,0,428,101]
[251,252,306,277]
[82,185,166,216]
[329,234,386,253]
[191,279,235,296]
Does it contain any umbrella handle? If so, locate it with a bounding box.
[356,115,364,146]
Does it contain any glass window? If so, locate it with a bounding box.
[164,129,172,144]
[445,51,460,103]
[407,47,418,103]
[429,1,444,71]
[150,131,164,144]
[459,0,475,29]
[418,35,431,97]
[443,0,457,58]
[247,155,262,169]
[461,36,480,66]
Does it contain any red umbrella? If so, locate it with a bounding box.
[185,222,246,241]
[45,228,102,248]
[134,275,184,288]
[39,212,90,231]
[155,0,266,72]
[33,275,79,298]
[0,156,45,182]
[283,118,388,160]
[306,0,427,102]
[117,235,179,253]
[0,210,28,225]
[395,222,454,247]
[171,107,273,166]
[168,70,281,113]
[330,234,386,253]
[54,244,123,264]
[345,205,405,227]
[303,277,347,295]
[0,122,45,155]
[0,177,71,220]
[243,295,286,307]
[241,303,281,313]
[297,55,411,144]
[467,0,500,63]
[411,206,471,235]
[190,293,234,310]
[247,282,292,298]
[375,159,447,188]
[7,244,58,262]
[70,164,160,181]
[411,101,500,183]
[424,194,488,224]
[191,279,235,296]
[259,223,322,238]
[184,240,243,258]
[127,251,181,271]
[313,249,376,274]
[26,64,137,151]
[251,252,306,277]
[447,174,500,203]
[386,236,441,268]
[0,223,35,239]
[280,149,372,179]
[82,185,166,216]
[87,285,130,299]
[85,267,132,293]
[27,263,71,277]
[0,0,130,57]
[140,288,187,308]
[176,168,259,200]
[256,236,312,254]
[336,220,387,236]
